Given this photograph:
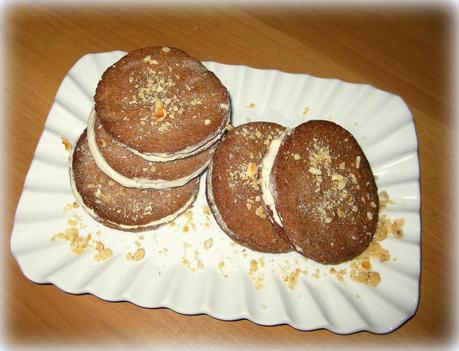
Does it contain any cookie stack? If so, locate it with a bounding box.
[70,46,230,231]
[207,120,379,264]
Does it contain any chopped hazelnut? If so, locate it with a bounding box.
[204,238,213,250]
[255,206,266,219]
[61,137,72,151]
[127,248,145,261]
[249,259,258,272]
[308,167,322,175]
[202,205,211,216]
[143,55,159,65]
[155,100,166,121]
[246,162,257,177]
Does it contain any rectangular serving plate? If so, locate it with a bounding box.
[11,51,420,334]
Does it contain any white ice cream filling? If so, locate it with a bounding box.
[124,126,225,162]
[121,103,230,162]
[261,130,288,227]
[69,142,197,229]
[87,109,212,190]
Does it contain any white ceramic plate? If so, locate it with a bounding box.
[11,51,420,334]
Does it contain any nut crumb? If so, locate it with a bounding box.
[143,55,159,65]
[184,210,193,221]
[155,100,166,121]
[255,206,267,219]
[94,241,113,262]
[246,162,257,177]
[61,137,72,151]
[202,205,211,216]
[204,238,213,250]
[378,191,393,210]
[218,261,228,278]
[284,268,302,290]
[52,227,92,255]
[249,259,258,273]
[308,167,322,175]
[127,248,145,261]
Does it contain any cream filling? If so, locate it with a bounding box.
[123,103,230,162]
[70,143,197,229]
[261,130,288,227]
[87,109,212,190]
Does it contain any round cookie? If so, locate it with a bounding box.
[263,120,379,264]
[87,109,215,189]
[207,122,293,253]
[94,46,230,160]
[71,130,200,232]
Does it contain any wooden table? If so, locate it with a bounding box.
[4,3,455,348]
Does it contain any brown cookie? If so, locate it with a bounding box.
[206,122,293,253]
[70,130,199,232]
[265,120,379,264]
[94,46,230,158]
[87,109,214,189]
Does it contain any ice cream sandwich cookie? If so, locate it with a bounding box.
[262,120,379,264]
[94,46,230,161]
[207,122,293,253]
[87,109,215,190]
[70,130,199,232]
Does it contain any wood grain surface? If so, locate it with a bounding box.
[3,3,456,349]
